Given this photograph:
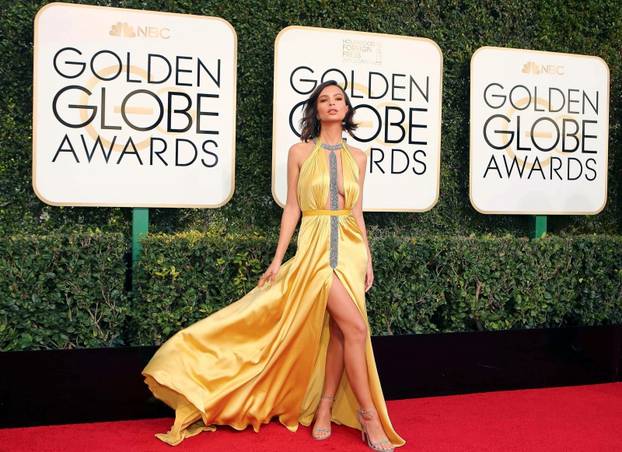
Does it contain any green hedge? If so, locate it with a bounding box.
[129,231,622,345]
[2,231,619,350]
[0,232,130,351]
[127,230,286,345]
[1,0,621,236]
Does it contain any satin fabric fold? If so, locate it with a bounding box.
[142,140,406,447]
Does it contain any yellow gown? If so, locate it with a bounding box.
[142,139,406,447]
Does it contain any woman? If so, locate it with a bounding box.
[142,80,405,451]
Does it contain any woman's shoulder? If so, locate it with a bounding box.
[288,140,315,165]
[346,144,367,164]
[289,140,315,153]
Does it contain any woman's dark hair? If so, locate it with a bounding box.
[299,80,358,142]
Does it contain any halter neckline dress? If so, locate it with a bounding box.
[142,139,405,447]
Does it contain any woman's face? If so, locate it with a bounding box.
[316,85,348,124]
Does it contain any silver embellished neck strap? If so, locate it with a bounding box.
[328,148,339,268]
[321,142,342,151]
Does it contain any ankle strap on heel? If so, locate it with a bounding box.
[357,407,377,419]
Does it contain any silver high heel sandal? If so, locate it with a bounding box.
[312,395,335,440]
[357,408,395,452]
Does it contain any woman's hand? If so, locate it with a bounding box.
[258,260,281,288]
[365,259,374,292]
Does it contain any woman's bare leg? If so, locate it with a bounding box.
[325,272,391,448]
[323,316,345,396]
[313,316,344,435]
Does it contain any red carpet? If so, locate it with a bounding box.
[1,383,621,451]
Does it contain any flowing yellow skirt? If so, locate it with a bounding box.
[143,140,405,447]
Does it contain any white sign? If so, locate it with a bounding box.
[33,3,237,207]
[273,26,443,212]
[470,46,609,214]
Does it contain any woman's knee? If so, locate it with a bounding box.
[344,318,367,344]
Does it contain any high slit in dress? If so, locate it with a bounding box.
[141,139,406,447]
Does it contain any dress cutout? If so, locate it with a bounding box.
[141,139,406,447]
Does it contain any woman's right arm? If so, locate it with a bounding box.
[257,144,302,287]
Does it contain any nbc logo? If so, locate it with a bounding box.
[109,22,170,39]
[522,61,564,75]
[522,61,541,74]
[109,22,136,37]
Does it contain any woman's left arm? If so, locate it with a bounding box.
[350,148,374,292]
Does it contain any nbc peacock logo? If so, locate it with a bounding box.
[109,21,170,39]
[109,22,136,37]
[521,61,564,75]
